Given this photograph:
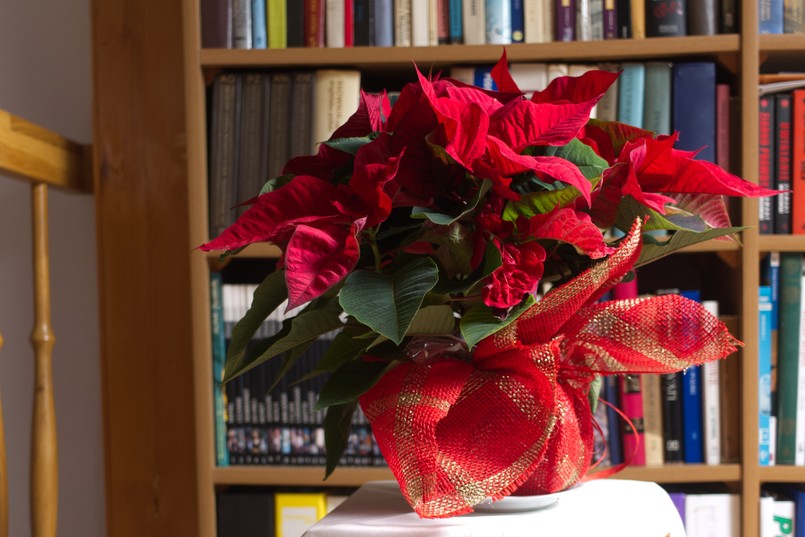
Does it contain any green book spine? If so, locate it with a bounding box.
[776,252,802,465]
[268,0,287,48]
[210,272,230,466]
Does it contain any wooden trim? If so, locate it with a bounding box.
[0,109,91,193]
[0,334,6,537]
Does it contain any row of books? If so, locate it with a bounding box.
[759,0,805,34]
[211,274,387,467]
[217,488,348,537]
[760,486,805,537]
[759,253,805,467]
[201,0,739,50]
[758,87,805,235]
[664,490,740,537]
[207,69,361,238]
[592,281,739,468]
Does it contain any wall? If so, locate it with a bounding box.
[0,0,104,535]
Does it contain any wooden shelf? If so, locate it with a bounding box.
[759,34,805,52]
[213,466,394,487]
[205,242,282,260]
[759,465,805,483]
[201,35,740,69]
[758,234,805,252]
[596,464,742,484]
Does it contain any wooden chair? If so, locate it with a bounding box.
[0,109,92,537]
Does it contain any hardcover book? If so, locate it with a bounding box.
[721,0,738,32]
[681,289,704,465]
[759,95,777,234]
[208,73,240,238]
[374,0,395,45]
[511,0,525,41]
[287,0,305,46]
[463,0,486,44]
[759,0,784,33]
[672,62,717,163]
[775,93,793,234]
[555,0,576,41]
[776,253,804,465]
[629,0,645,37]
[251,0,266,48]
[643,61,672,135]
[237,73,269,213]
[305,0,326,46]
[759,285,774,466]
[603,0,618,37]
[617,62,645,128]
[449,0,464,42]
[646,0,687,37]
[326,0,346,47]
[793,90,805,234]
[688,0,719,34]
[201,0,233,48]
[577,0,592,40]
[485,0,512,43]
[642,373,664,466]
[620,374,646,465]
[233,0,253,48]
[396,0,413,45]
[702,300,722,465]
[617,0,631,36]
[412,0,430,45]
[784,0,805,32]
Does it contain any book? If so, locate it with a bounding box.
[759,95,777,234]
[429,0,439,44]
[603,375,624,465]
[590,0,604,38]
[287,0,305,46]
[326,0,346,46]
[617,62,645,128]
[719,333,741,462]
[275,492,327,537]
[577,0,592,40]
[793,90,805,234]
[210,272,229,467]
[217,488,274,537]
[449,0,464,42]
[237,73,269,210]
[688,0,719,35]
[760,285,775,466]
[394,0,413,45]
[785,0,805,32]
[509,62,549,95]
[437,0,450,43]
[643,61,672,135]
[251,0,267,48]
[524,0,550,42]
[721,0,738,32]
[267,72,292,180]
[716,83,731,170]
[463,0,486,44]
[629,0,645,37]
[619,374,646,465]
[778,253,805,465]
[603,0,617,37]
[353,0,372,46]
[617,0,631,36]
[641,373,664,466]
[485,0,512,43]
[345,0,355,46]
[595,63,620,122]
[289,72,315,160]
[374,0,394,45]
[511,0,525,41]
[776,93,793,233]
[646,0,686,36]
[760,0,784,33]
[685,494,740,537]
[412,0,430,45]
[680,289,705,465]
[702,300,722,465]
[208,73,241,238]
[672,62,717,163]
[312,70,361,150]
[201,0,233,48]
[233,0,253,48]
[555,0,576,41]
[305,0,326,46]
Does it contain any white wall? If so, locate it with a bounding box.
[0,0,104,536]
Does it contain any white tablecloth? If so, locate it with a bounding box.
[304,479,686,537]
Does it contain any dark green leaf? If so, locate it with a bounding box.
[503,176,602,222]
[339,258,440,344]
[315,359,391,410]
[540,138,609,180]
[615,197,706,233]
[635,227,744,268]
[459,294,537,349]
[260,174,295,195]
[407,305,457,335]
[322,134,378,155]
[434,241,502,295]
[314,329,372,373]
[323,401,358,478]
[411,179,492,225]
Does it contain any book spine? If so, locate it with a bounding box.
[286,0,306,46]
[233,0,253,48]
[374,0,395,45]
[595,63,619,122]
[251,0,267,48]
[603,0,618,37]
[590,0,604,38]
[629,0,645,37]
[785,0,805,32]
[643,61,672,135]
[793,91,805,234]
[210,273,229,466]
[619,374,646,465]
[603,375,624,465]
[208,73,240,238]
[760,285,774,466]
[721,0,738,32]
[702,300,722,465]
[463,0,487,43]
[688,0,718,34]
[449,0,464,42]
[641,373,664,466]
[777,253,803,464]
[345,0,355,46]
[429,0,440,44]
[326,0,346,47]
[617,62,645,128]
[305,0,326,46]
[716,83,731,170]
[645,0,686,37]
[555,0,576,41]
[354,0,372,45]
[662,372,685,462]
[237,73,268,209]
[396,0,413,45]
[681,290,704,465]
[511,0,525,41]
[776,93,793,234]
[267,72,292,181]
[312,70,362,147]
[412,0,430,45]
[719,351,741,463]
[576,0,592,40]
[796,261,805,465]
[759,95,777,234]
[672,62,716,162]
[616,0,631,36]
[485,0,513,43]
[542,0,556,41]
[289,72,314,161]
[437,0,451,43]
[759,0,784,33]
[524,0,542,42]
[201,0,233,48]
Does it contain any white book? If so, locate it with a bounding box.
[325,0,346,47]
[590,0,604,39]
[642,373,664,466]
[450,66,476,85]
[233,0,253,48]
[509,62,549,95]
[771,499,796,536]
[685,494,740,537]
[463,0,486,44]
[542,0,555,42]
[595,62,620,122]
[396,0,413,46]
[576,0,592,41]
[412,0,430,45]
[703,300,722,465]
[312,70,362,151]
[428,0,439,45]
[485,0,512,43]
[759,496,775,537]
[547,63,569,85]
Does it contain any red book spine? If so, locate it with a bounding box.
[758,95,775,234]
[716,83,730,171]
[344,0,355,46]
[792,90,805,234]
[305,0,325,47]
[619,374,646,466]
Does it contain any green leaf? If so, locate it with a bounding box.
[260,174,295,195]
[503,176,602,222]
[323,401,358,478]
[407,305,457,335]
[540,138,609,180]
[315,359,391,410]
[322,134,378,155]
[635,227,744,268]
[412,179,492,225]
[588,376,603,412]
[339,258,440,344]
[434,241,502,295]
[459,294,537,349]
[314,328,372,373]
[615,196,706,233]
[225,271,288,375]
[224,304,344,382]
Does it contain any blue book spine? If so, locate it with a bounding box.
[449,0,463,42]
[210,272,230,466]
[604,376,624,465]
[680,289,704,464]
[251,0,267,48]
[759,0,784,33]
[373,0,394,46]
[759,285,774,466]
[511,0,525,42]
[791,488,805,537]
[485,0,513,43]
[474,66,497,90]
[617,63,646,128]
[672,62,717,163]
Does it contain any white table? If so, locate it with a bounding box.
[304,479,686,537]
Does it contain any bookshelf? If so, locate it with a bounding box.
[90,0,805,536]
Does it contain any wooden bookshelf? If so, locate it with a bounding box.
[91,1,805,536]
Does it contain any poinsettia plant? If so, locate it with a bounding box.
[202,52,773,476]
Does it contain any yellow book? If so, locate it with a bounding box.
[275,492,328,537]
[630,0,645,38]
[268,0,287,49]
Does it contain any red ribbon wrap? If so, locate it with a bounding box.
[359,220,742,518]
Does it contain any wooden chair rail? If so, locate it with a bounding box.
[0,108,92,537]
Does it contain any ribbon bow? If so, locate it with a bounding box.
[359,220,741,518]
